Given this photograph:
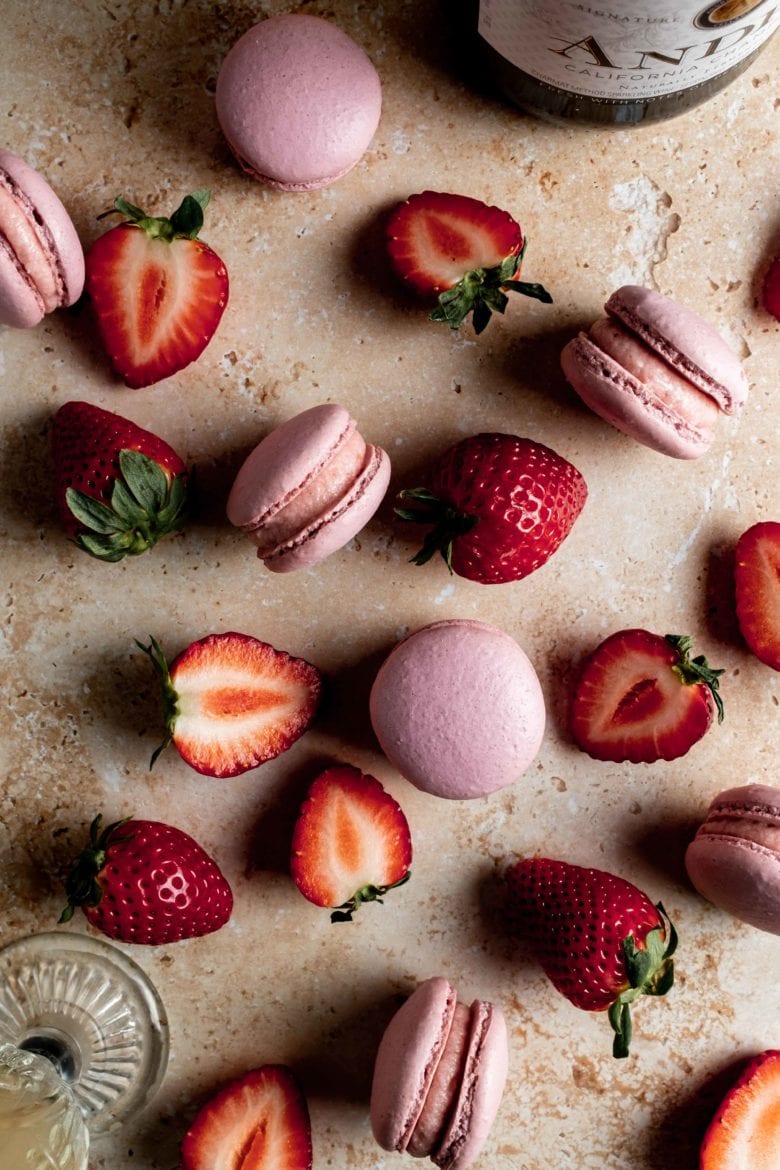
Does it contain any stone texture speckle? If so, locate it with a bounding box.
[0,3,779,1169]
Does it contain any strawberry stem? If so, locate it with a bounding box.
[135,636,179,768]
[395,487,477,573]
[429,240,552,334]
[59,813,133,923]
[329,872,411,923]
[607,903,676,1059]
[98,191,211,242]
[665,634,725,723]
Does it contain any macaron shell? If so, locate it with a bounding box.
[434,1002,508,1170]
[369,619,545,800]
[0,238,46,327]
[215,14,382,190]
[263,443,390,572]
[226,404,356,531]
[561,332,714,459]
[0,149,84,310]
[370,977,457,1152]
[605,285,748,413]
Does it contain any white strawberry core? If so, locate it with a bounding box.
[249,429,367,556]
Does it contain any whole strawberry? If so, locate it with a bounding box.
[505,858,677,1058]
[570,629,725,763]
[60,814,233,944]
[397,432,587,584]
[85,190,228,388]
[52,400,188,561]
[387,190,552,333]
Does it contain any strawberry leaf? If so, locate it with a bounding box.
[666,634,725,723]
[119,449,170,514]
[65,488,124,534]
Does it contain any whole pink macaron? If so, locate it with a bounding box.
[369,619,545,799]
[226,402,390,572]
[685,783,780,935]
[371,976,508,1170]
[215,14,382,191]
[561,285,748,459]
[0,149,84,328]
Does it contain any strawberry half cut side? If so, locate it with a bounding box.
[735,521,780,671]
[386,191,552,333]
[181,1065,313,1170]
[570,630,725,764]
[138,632,323,778]
[700,1049,780,1170]
[290,765,412,922]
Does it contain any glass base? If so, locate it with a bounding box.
[0,932,169,1134]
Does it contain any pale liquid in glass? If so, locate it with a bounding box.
[0,1043,89,1170]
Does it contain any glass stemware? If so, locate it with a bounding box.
[0,931,169,1167]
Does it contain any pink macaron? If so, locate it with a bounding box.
[215,14,382,192]
[371,977,508,1170]
[226,403,390,572]
[561,285,748,459]
[369,619,545,800]
[0,149,85,328]
[685,784,780,936]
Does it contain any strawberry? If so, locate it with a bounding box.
[139,632,322,778]
[570,630,725,763]
[181,1065,312,1170]
[52,400,188,561]
[386,190,552,333]
[85,190,228,388]
[700,1049,780,1169]
[396,432,587,584]
[735,521,780,671]
[504,857,677,1058]
[762,255,780,321]
[290,765,412,922]
[60,814,233,944]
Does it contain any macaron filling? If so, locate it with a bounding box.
[406,1002,472,1157]
[0,171,64,311]
[245,427,368,557]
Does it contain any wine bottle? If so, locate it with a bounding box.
[462,0,780,126]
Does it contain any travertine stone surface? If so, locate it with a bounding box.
[0,3,778,1168]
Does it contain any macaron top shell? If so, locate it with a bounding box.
[0,149,84,327]
[369,619,545,800]
[215,14,382,190]
[605,285,748,413]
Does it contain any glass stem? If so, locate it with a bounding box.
[19,1031,78,1083]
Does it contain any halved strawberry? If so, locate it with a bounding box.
[52,400,188,560]
[139,632,322,778]
[181,1065,312,1170]
[735,521,780,671]
[85,190,228,388]
[290,765,412,922]
[762,255,780,322]
[386,190,551,333]
[700,1049,780,1169]
[570,630,725,764]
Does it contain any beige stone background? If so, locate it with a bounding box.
[1,2,778,1168]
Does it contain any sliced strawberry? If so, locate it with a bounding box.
[52,400,188,560]
[85,191,228,388]
[735,521,780,671]
[139,633,322,778]
[386,191,551,333]
[290,765,412,922]
[762,255,780,322]
[570,630,724,764]
[700,1049,780,1169]
[181,1065,312,1170]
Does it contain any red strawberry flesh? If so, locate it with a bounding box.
[700,1049,780,1170]
[141,633,322,778]
[570,630,724,763]
[291,765,412,921]
[735,521,780,671]
[181,1065,312,1170]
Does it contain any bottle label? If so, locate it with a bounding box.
[478,0,780,100]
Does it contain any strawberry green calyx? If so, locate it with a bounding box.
[395,487,477,573]
[666,634,725,724]
[607,903,677,1059]
[59,814,132,923]
[99,190,212,242]
[66,449,188,562]
[430,242,552,334]
[330,872,411,924]
[136,636,179,768]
